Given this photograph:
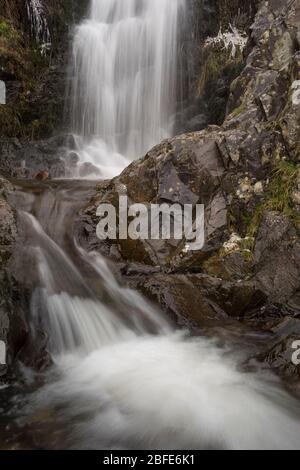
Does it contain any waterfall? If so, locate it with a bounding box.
[26,0,51,52]
[69,0,184,178]
[0,81,6,105]
[9,183,300,450]
[6,1,300,448]
[21,211,171,356]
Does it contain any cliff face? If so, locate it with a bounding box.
[179,0,259,132]
[0,0,88,140]
[0,0,257,142]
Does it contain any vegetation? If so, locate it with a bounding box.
[0,17,28,76]
[247,160,300,238]
[197,47,243,97]
[0,105,21,137]
[0,0,70,140]
[230,101,246,118]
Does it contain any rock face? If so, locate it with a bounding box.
[0,1,88,178]
[0,136,67,179]
[0,177,52,378]
[77,0,300,381]
[179,0,259,133]
[0,0,88,139]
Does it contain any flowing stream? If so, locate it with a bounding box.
[1,0,300,451]
[1,181,300,450]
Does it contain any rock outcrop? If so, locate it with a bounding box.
[0,135,68,179]
[0,177,27,377]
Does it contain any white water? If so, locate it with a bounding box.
[26,0,51,52]
[37,336,300,450]
[21,210,300,450]
[69,0,184,178]
[24,213,170,355]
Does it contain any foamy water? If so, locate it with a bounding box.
[34,333,300,450]
[18,210,300,451]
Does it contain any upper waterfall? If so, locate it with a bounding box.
[69,0,184,178]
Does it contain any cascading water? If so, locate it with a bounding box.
[3,181,300,450]
[2,1,300,451]
[69,0,184,178]
[26,0,51,53]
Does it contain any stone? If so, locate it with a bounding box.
[0,136,66,179]
[292,190,300,206]
[35,170,49,181]
[254,181,264,195]
[256,318,300,381]
[253,211,300,309]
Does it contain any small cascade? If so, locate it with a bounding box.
[21,211,171,356]
[26,0,51,53]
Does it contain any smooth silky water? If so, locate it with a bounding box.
[1,0,300,450]
[68,0,184,177]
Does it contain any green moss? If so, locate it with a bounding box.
[0,16,32,82]
[27,118,55,140]
[247,161,300,237]
[197,48,240,97]
[0,27,56,138]
[230,101,246,118]
[0,19,19,42]
[0,105,22,137]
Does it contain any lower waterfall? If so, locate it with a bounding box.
[2,181,299,450]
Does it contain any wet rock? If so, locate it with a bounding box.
[253,211,300,309]
[35,171,49,182]
[134,272,266,327]
[202,251,251,281]
[256,318,300,381]
[80,132,228,269]
[181,0,258,134]
[0,136,67,179]
[0,177,27,376]
[78,162,101,178]
[0,176,54,376]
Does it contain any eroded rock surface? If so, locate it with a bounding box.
[0,177,27,376]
